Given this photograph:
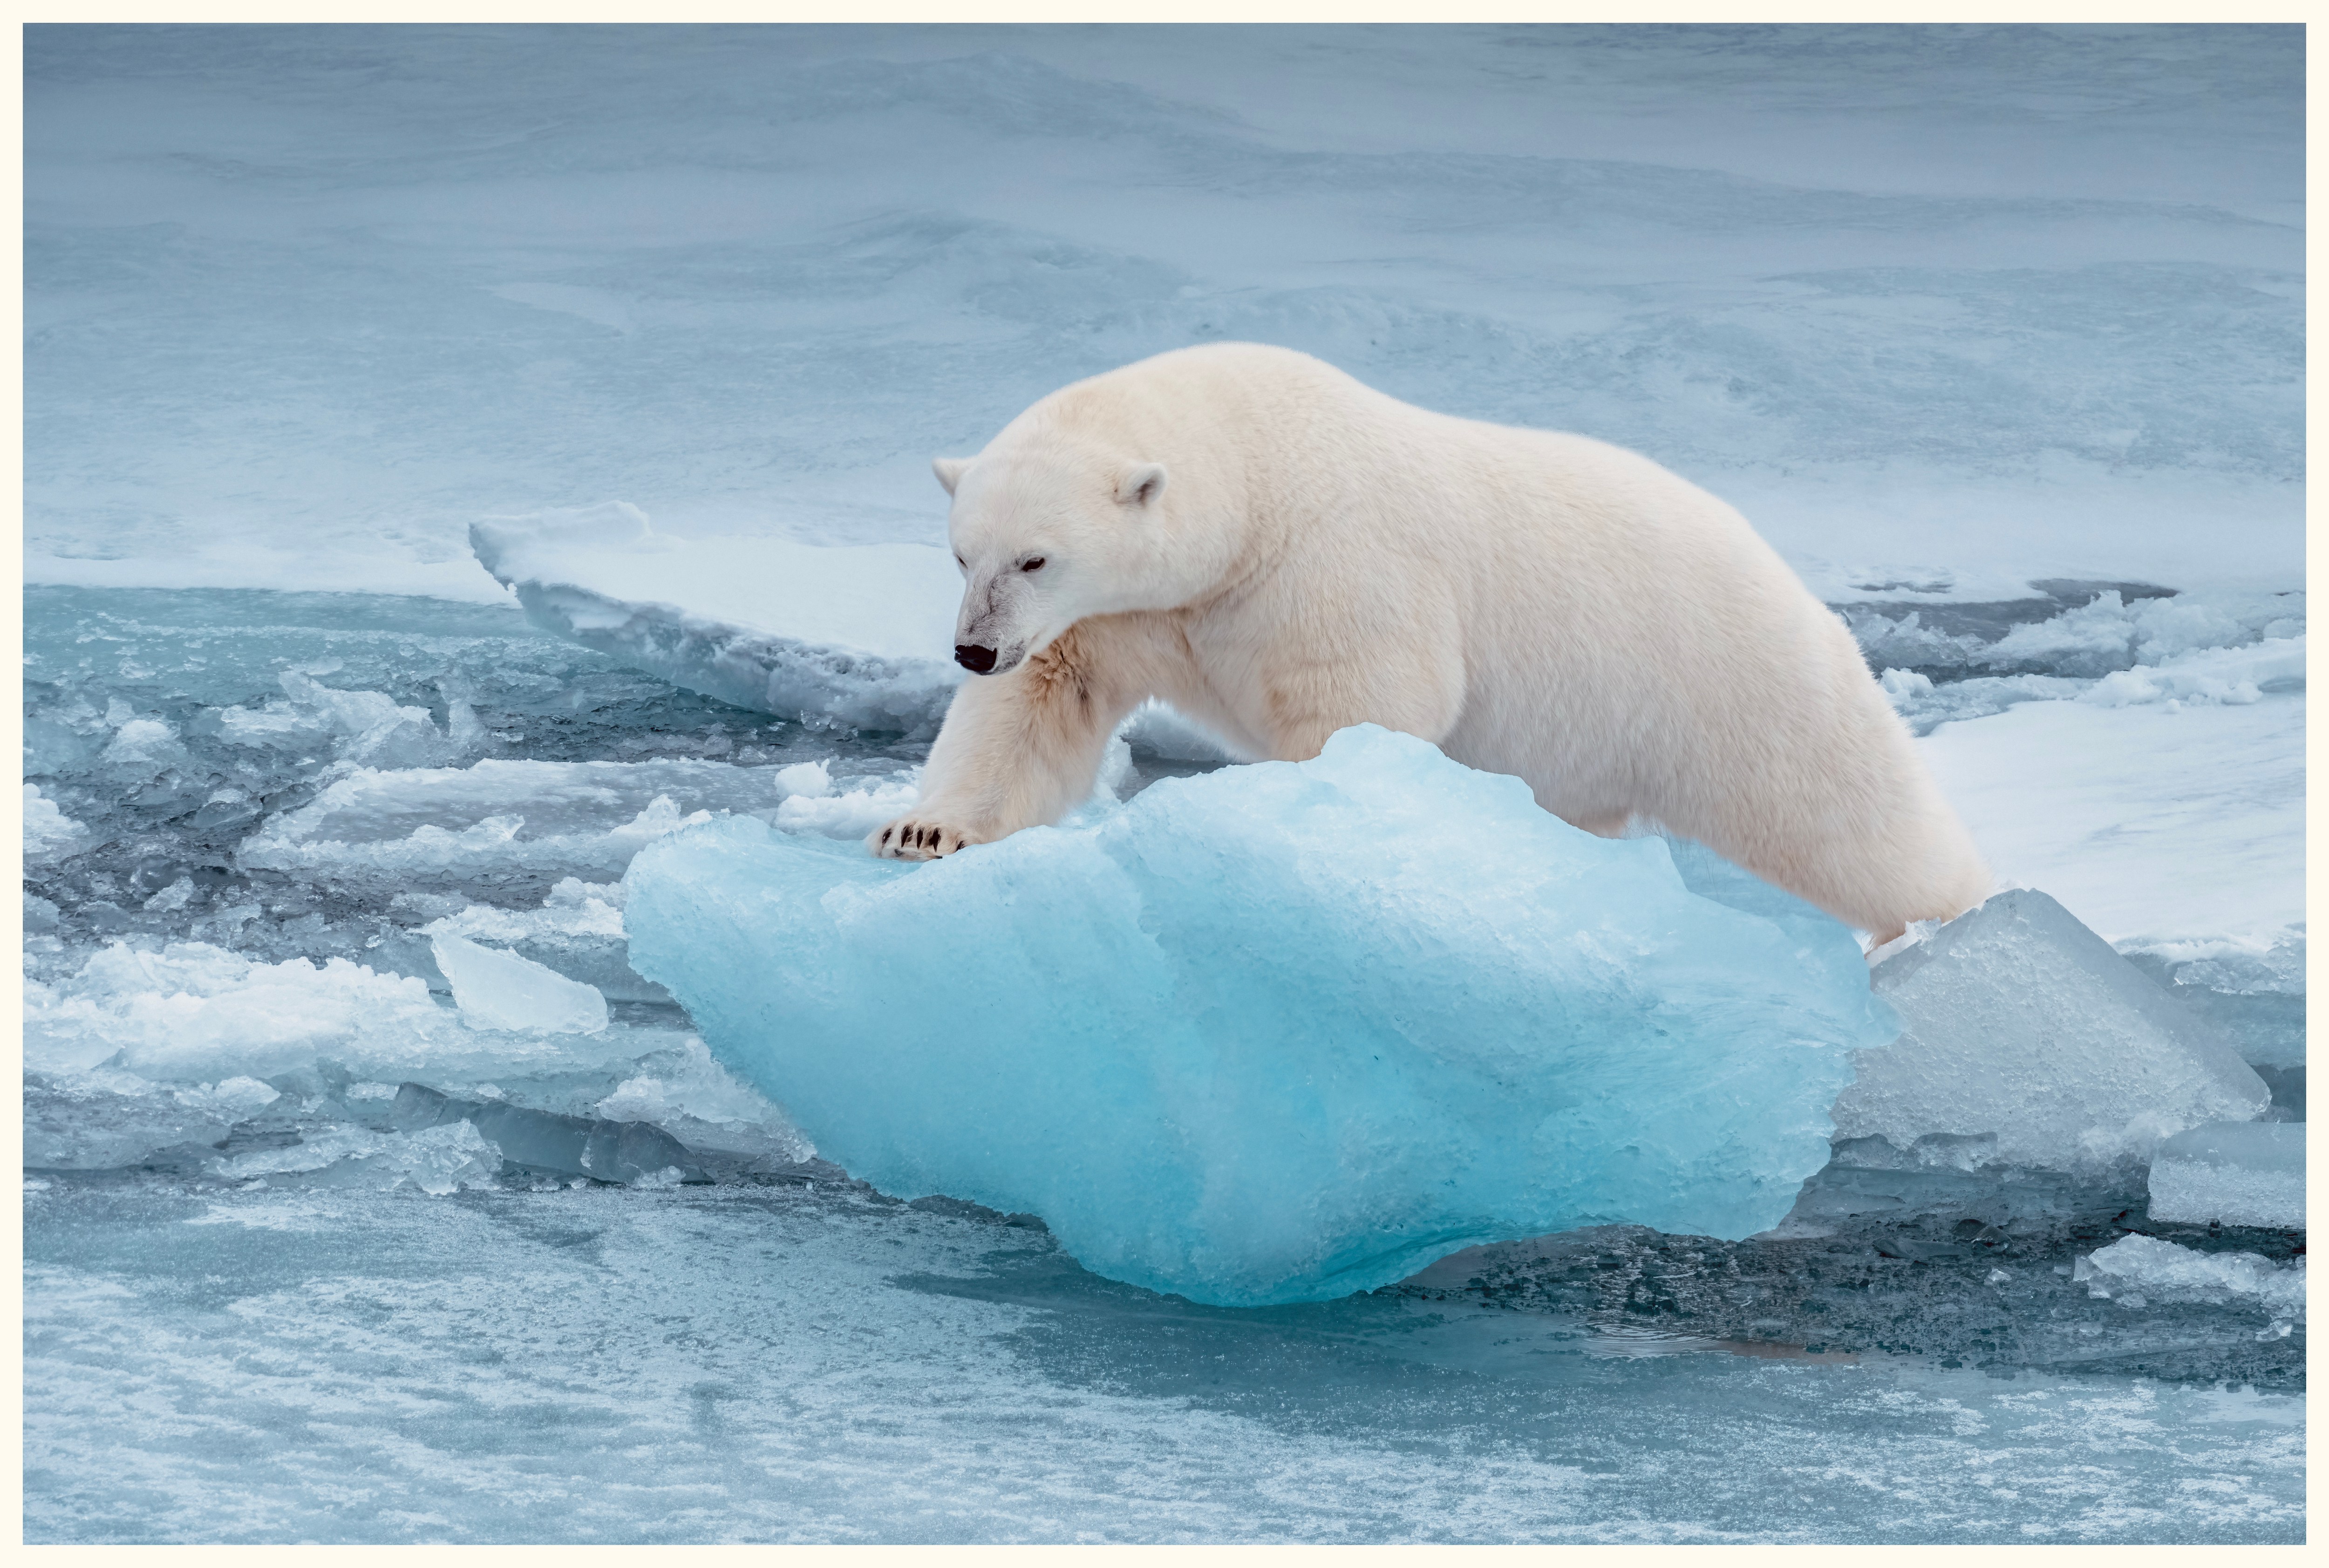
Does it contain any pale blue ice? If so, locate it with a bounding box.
[624,726,1895,1306]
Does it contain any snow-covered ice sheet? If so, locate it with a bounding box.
[474,504,960,664]
[624,726,1896,1306]
[472,504,967,734]
[25,26,2300,601]
[1918,692,2305,948]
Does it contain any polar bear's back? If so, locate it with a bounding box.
[1046,343,1990,932]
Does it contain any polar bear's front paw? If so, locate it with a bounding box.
[869,815,977,860]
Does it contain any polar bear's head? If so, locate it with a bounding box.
[932,444,1170,676]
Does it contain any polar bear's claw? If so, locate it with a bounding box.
[870,816,970,860]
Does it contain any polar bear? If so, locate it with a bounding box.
[871,342,1990,941]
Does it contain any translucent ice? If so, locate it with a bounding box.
[623,725,1895,1307]
[388,1082,705,1186]
[430,933,610,1036]
[220,1119,504,1196]
[2074,1234,2305,1322]
[25,1069,280,1172]
[2146,1120,2305,1230]
[1835,890,2270,1173]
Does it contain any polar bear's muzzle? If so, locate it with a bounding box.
[954,641,1027,676]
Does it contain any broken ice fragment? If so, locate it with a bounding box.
[1834,889,2269,1173]
[217,1120,503,1195]
[2073,1233,2305,1320]
[2147,1120,2304,1230]
[431,933,609,1034]
[388,1082,707,1185]
[23,784,89,863]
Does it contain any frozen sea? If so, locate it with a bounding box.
[22,24,2305,1543]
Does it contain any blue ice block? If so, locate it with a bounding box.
[623,726,1896,1306]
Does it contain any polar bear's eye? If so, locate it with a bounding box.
[1021,557,1046,573]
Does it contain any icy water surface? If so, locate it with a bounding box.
[21,586,2305,1543]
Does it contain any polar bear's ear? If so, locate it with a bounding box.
[932,456,971,496]
[1115,462,1167,509]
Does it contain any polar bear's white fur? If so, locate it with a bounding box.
[871,342,1990,940]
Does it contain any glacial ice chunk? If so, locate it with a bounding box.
[623,725,1896,1307]
[1835,889,2270,1173]
[2147,1121,2304,1230]
[430,934,609,1035]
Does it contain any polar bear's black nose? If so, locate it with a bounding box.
[954,644,998,674]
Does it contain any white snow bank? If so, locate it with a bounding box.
[2146,1121,2304,1231]
[2074,1234,2304,1323]
[475,502,959,661]
[1835,889,2268,1174]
